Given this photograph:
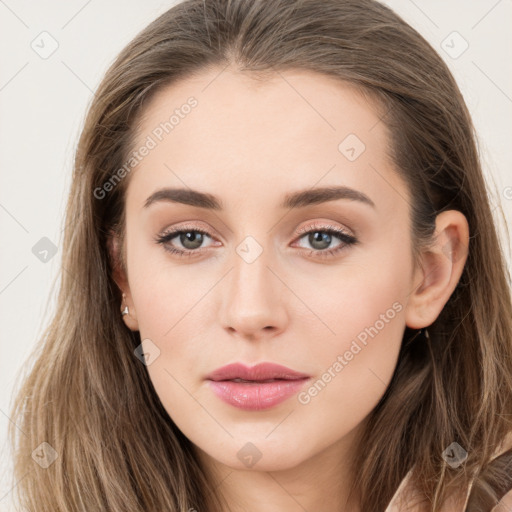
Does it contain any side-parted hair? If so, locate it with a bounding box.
[8,0,512,510]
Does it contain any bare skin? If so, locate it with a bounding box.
[110,66,469,512]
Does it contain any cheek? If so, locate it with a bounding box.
[292,239,410,349]
[292,242,410,404]
[291,277,406,444]
[126,230,207,340]
[300,275,405,381]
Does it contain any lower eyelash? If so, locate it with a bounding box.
[154,226,358,259]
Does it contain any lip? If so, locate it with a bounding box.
[206,362,310,382]
[206,362,310,411]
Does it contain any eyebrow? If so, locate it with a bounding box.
[143,185,376,210]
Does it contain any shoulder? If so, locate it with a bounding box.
[385,472,469,512]
[493,490,512,512]
[493,429,512,459]
[489,430,512,511]
[384,469,423,512]
[386,432,512,512]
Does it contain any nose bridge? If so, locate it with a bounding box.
[220,233,287,335]
[230,234,276,306]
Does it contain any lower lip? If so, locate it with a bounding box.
[207,378,310,411]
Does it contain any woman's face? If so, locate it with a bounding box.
[116,67,421,474]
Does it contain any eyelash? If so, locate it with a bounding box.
[153,222,358,260]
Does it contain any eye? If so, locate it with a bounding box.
[292,222,358,259]
[153,224,217,258]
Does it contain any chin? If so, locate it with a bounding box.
[215,440,310,473]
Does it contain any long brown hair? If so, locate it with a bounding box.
[8,0,512,510]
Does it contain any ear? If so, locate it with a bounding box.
[404,210,469,329]
[107,230,139,332]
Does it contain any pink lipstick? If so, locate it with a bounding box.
[206,362,310,411]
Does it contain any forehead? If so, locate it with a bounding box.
[125,66,406,214]
[136,67,385,144]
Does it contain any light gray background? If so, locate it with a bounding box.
[1,1,511,509]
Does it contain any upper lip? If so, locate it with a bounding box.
[206,362,310,382]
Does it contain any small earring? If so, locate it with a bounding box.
[121,293,129,316]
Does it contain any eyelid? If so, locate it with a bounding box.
[294,221,355,238]
[158,222,218,242]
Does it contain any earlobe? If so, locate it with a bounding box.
[120,292,140,332]
[405,210,469,330]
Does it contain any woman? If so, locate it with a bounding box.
[8,0,512,510]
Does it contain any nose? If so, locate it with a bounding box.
[219,246,289,341]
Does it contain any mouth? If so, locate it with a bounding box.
[205,362,310,411]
